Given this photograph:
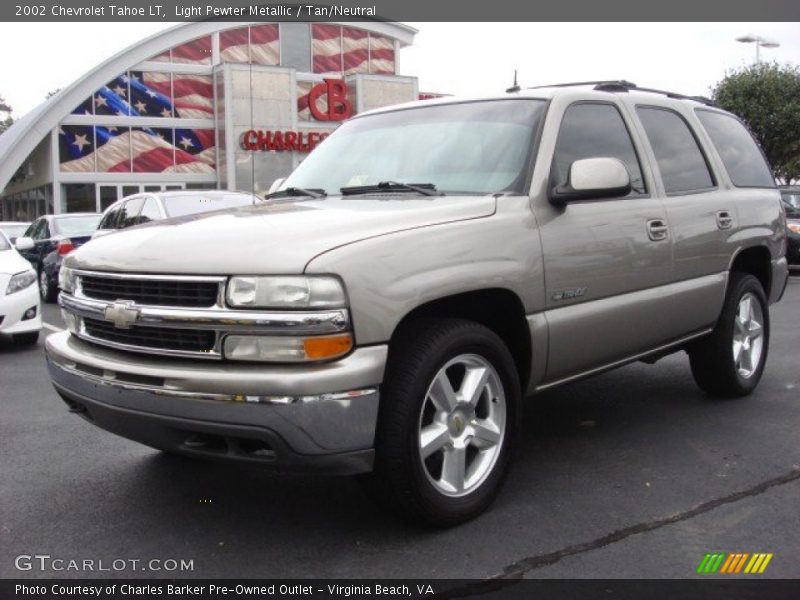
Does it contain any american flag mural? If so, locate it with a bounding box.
[342,27,369,74]
[250,24,280,65]
[220,24,279,65]
[59,125,215,173]
[312,25,396,76]
[312,24,343,75]
[70,71,213,121]
[170,36,212,65]
[369,34,396,74]
[171,74,213,119]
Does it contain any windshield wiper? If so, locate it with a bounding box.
[340,181,441,197]
[265,187,327,200]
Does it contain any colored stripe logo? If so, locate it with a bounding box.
[697,552,773,574]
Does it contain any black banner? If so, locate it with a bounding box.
[2,0,800,22]
[4,580,800,600]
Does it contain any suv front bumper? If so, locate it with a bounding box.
[45,331,387,474]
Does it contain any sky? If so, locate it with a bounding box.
[0,21,798,118]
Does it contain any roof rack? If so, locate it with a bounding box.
[527,80,716,106]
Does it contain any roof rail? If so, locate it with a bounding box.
[527,80,716,106]
[528,80,637,90]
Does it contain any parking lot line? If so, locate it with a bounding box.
[42,322,63,333]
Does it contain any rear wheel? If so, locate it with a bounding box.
[39,269,57,303]
[364,319,520,527]
[689,273,769,397]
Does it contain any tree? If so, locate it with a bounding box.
[712,63,800,185]
[0,95,12,135]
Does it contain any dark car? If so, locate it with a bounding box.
[16,213,102,302]
[780,188,800,268]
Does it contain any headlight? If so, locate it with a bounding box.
[226,276,346,309]
[59,266,77,294]
[6,270,36,295]
[224,333,353,362]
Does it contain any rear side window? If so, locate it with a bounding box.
[695,110,774,188]
[553,103,646,195]
[637,107,714,194]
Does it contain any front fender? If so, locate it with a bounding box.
[304,198,545,345]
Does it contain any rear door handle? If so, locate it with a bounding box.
[647,219,669,241]
[716,210,734,230]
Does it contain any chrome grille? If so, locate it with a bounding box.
[81,276,219,307]
[83,318,216,353]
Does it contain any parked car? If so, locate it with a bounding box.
[16,213,102,303]
[93,191,260,238]
[0,230,41,345]
[780,187,800,267]
[0,221,31,244]
[47,82,789,526]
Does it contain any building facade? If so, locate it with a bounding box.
[0,21,420,220]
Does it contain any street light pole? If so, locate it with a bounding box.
[735,34,781,64]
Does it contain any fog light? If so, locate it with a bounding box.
[22,306,37,321]
[224,333,353,362]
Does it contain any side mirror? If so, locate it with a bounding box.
[15,236,34,251]
[549,157,631,206]
[267,178,286,195]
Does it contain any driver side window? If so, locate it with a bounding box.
[553,103,646,196]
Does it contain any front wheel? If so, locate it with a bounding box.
[689,273,769,397]
[364,319,520,527]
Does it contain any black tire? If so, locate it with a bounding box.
[13,331,39,346]
[363,318,520,527]
[689,273,769,397]
[39,269,57,303]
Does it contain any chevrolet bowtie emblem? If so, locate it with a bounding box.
[104,300,140,329]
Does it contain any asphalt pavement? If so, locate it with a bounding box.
[1,276,798,579]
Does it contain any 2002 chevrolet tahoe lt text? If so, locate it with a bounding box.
[47,83,790,526]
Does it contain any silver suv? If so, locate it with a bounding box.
[47,82,790,526]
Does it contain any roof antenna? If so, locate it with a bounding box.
[506,70,520,93]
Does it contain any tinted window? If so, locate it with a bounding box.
[782,192,800,218]
[138,197,162,224]
[695,110,774,188]
[99,204,123,230]
[119,198,144,229]
[637,107,714,194]
[29,219,47,240]
[553,103,645,195]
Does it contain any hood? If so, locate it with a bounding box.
[66,195,497,275]
[0,247,34,276]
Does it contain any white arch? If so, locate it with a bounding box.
[0,20,416,193]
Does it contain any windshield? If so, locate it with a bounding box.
[282,99,546,195]
[0,231,10,251]
[782,192,800,218]
[163,193,257,218]
[0,224,29,240]
[54,215,102,236]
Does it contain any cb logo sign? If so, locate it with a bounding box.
[308,78,352,122]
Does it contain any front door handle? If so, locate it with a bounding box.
[716,210,734,230]
[647,219,669,241]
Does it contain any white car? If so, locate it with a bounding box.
[0,231,41,345]
[93,190,260,238]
